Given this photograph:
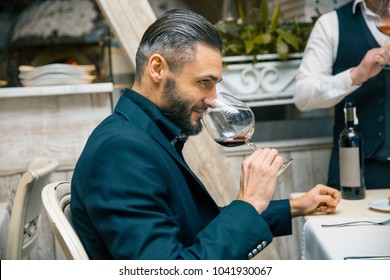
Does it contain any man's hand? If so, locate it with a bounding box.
[350,45,390,85]
[290,184,341,217]
[237,148,283,214]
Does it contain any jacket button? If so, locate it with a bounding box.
[379,131,384,136]
[378,98,384,103]
[379,116,384,122]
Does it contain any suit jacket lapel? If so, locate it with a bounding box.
[146,123,210,193]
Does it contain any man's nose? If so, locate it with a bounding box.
[204,95,217,109]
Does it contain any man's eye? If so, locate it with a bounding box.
[199,80,209,86]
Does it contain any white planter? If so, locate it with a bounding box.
[217,53,302,106]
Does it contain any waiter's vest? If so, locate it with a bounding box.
[328,2,390,188]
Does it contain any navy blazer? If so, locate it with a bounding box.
[70,89,292,260]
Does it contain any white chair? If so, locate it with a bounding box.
[6,157,59,259]
[41,181,89,260]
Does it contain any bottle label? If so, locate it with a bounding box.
[339,147,361,187]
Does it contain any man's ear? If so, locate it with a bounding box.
[148,54,167,83]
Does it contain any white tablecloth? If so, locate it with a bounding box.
[302,217,390,260]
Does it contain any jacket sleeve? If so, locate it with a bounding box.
[80,133,291,260]
[262,200,292,237]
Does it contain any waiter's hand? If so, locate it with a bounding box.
[350,45,390,85]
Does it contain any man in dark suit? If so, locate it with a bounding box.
[71,9,340,260]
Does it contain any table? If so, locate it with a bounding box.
[291,189,390,260]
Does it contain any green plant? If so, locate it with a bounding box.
[214,0,314,61]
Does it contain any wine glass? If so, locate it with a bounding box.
[202,91,293,176]
[375,0,390,69]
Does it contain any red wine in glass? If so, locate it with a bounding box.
[377,24,390,35]
[376,0,390,31]
[376,0,390,68]
[215,135,249,147]
[202,91,293,176]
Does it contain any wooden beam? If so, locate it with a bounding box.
[95,0,156,69]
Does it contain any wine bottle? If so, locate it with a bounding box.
[338,102,366,200]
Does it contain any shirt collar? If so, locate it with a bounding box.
[170,133,189,151]
[353,0,377,17]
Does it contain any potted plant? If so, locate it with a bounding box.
[214,0,315,104]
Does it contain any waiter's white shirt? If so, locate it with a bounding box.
[294,0,390,111]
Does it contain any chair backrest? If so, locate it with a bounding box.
[6,157,59,259]
[41,181,89,260]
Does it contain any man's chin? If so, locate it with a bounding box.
[184,121,203,136]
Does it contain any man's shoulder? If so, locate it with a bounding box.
[317,9,338,24]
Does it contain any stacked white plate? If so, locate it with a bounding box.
[18,63,96,87]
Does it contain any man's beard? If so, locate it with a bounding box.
[160,77,206,136]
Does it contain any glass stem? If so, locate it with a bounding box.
[248,141,258,150]
[278,159,293,176]
[248,141,293,176]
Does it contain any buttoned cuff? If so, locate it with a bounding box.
[223,200,273,259]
